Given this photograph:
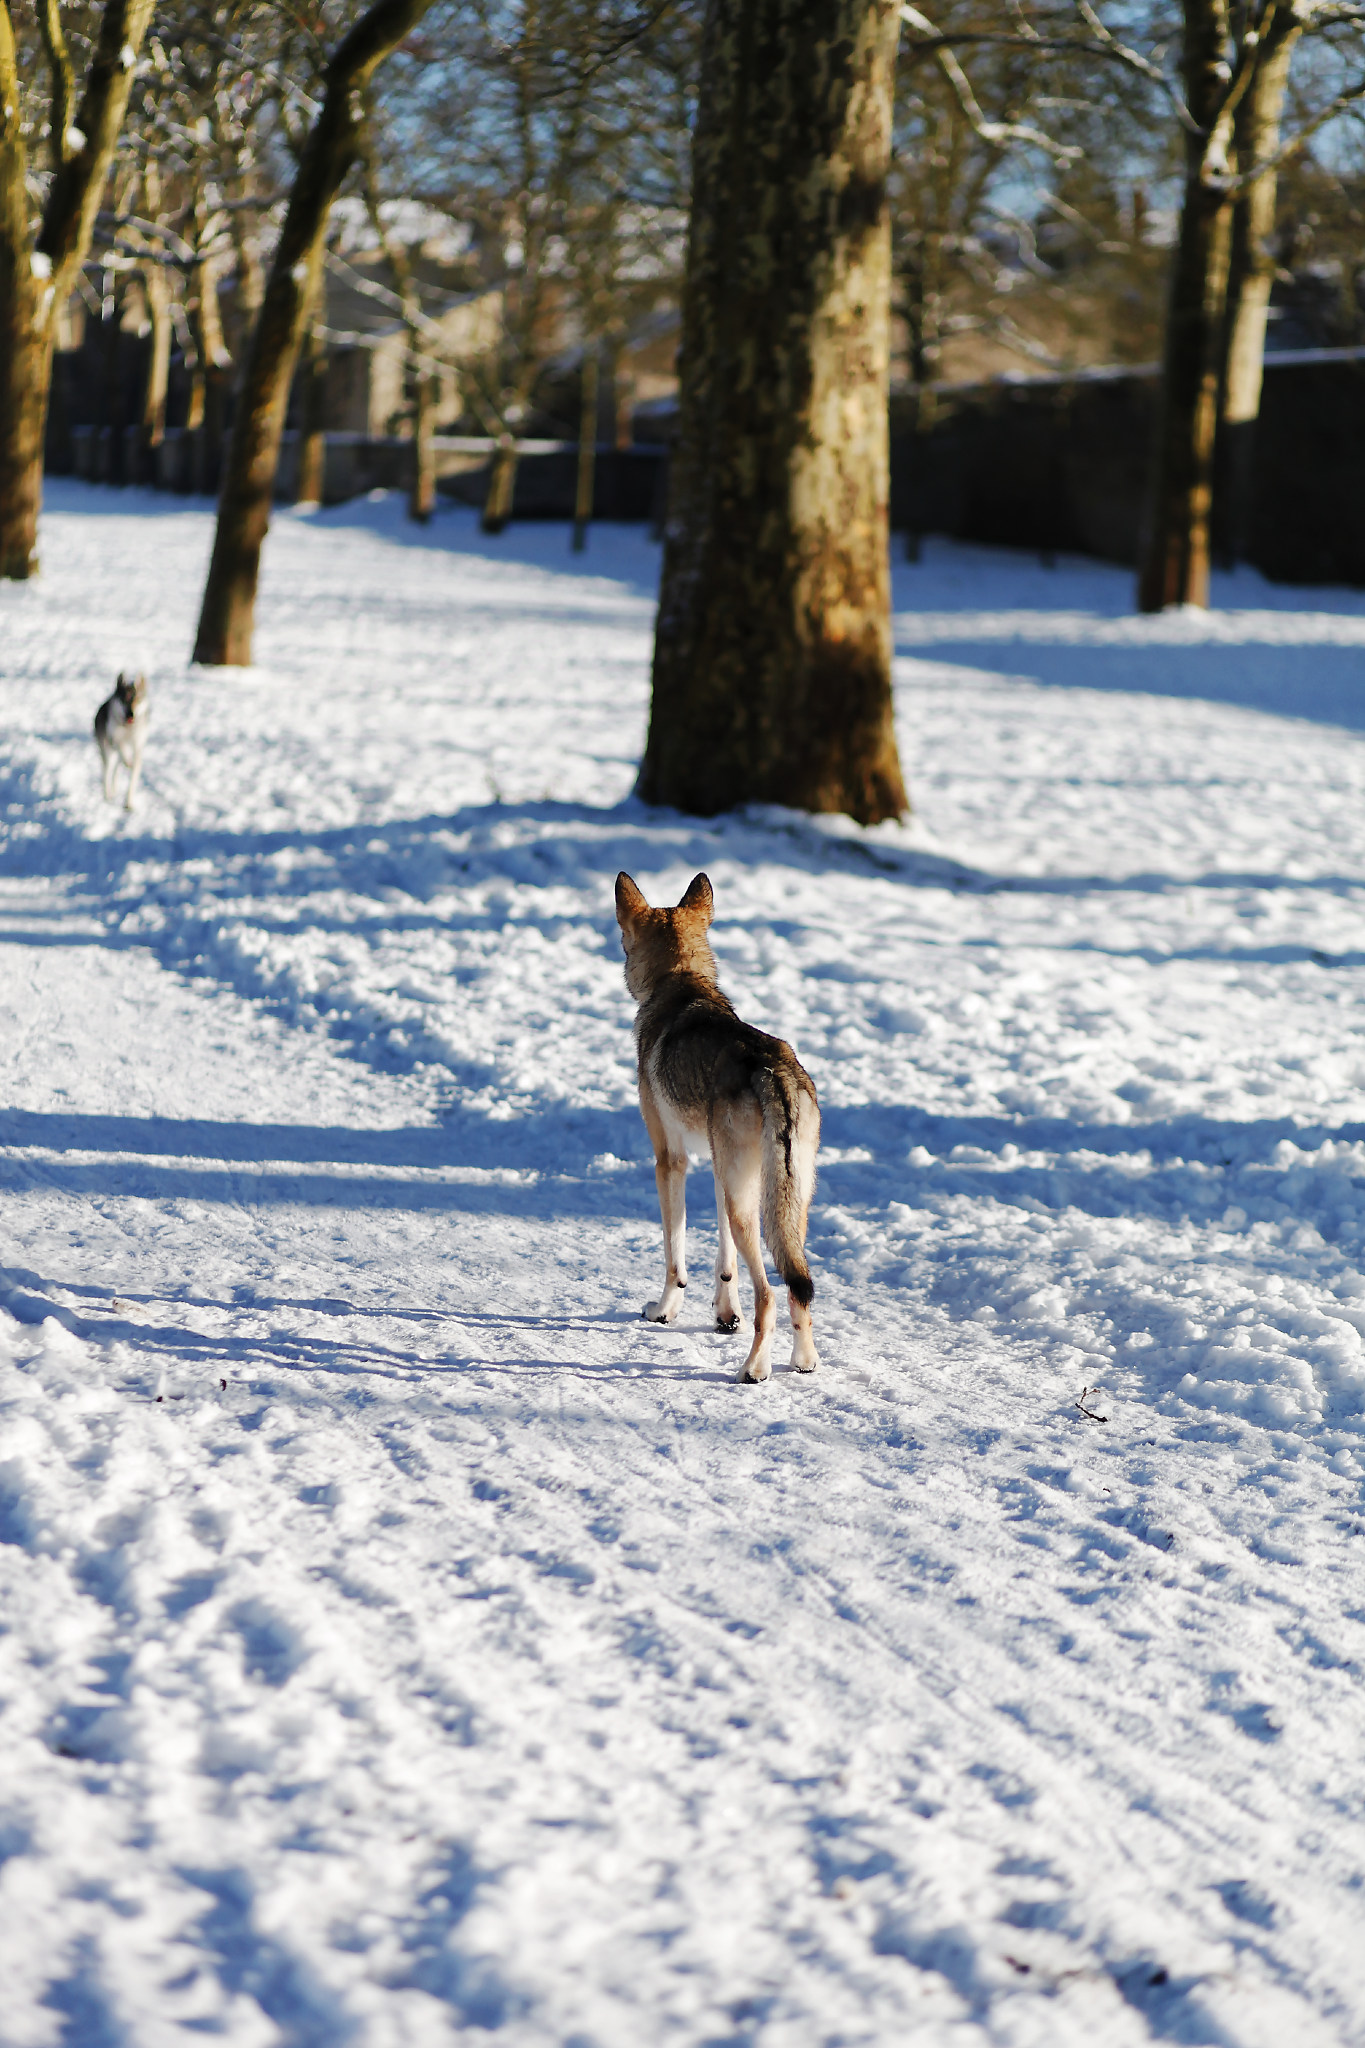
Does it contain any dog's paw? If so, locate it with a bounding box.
[791,1350,820,1374]
[738,1356,772,1384]
[715,1312,740,1333]
[643,1301,678,1324]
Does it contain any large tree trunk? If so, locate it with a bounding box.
[1136,0,1236,612]
[1213,27,1298,568]
[0,0,155,577]
[193,0,433,666]
[639,0,907,823]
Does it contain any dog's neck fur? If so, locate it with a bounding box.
[629,929,736,1071]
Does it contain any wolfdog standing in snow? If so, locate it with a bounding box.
[615,871,820,1382]
[94,672,149,809]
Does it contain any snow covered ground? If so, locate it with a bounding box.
[2,480,1365,2046]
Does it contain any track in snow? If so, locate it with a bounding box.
[1,484,1364,2045]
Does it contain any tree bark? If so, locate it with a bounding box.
[296,323,329,504]
[0,0,155,577]
[192,0,434,665]
[639,0,907,823]
[190,253,226,491]
[410,369,436,522]
[481,433,519,533]
[572,347,598,551]
[139,259,172,478]
[1213,26,1297,568]
[1136,0,1237,612]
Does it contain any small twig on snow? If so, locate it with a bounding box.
[1075,1385,1109,1422]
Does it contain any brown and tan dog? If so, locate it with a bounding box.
[615,871,820,1382]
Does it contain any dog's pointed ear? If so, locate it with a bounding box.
[679,873,713,926]
[615,872,648,936]
[115,671,126,687]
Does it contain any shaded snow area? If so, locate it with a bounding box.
[2,480,1365,2047]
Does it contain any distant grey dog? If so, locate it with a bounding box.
[94,672,148,809]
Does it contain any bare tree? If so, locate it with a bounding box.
[1134,0,1364,609]
[193,0,435,667]
[1214,18,1300,563]
[639,0,908,824]
[0,0,157,578]
[894,4,1167,395]
[358,109,440,520]
[385,0,694,532]
[901,0,1365,609]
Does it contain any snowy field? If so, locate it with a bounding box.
[2,479,1365,2046]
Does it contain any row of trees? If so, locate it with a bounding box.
[4,0,1365,819]
[2,0,695,577]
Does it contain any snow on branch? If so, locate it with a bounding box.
[901,5,1082,162]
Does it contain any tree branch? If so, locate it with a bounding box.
[37,0,158,309]
[37,0,78,174]
[901,6,1082,161]
[900,4,1204,135]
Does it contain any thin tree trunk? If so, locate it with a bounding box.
[613,341,634,449]
[1136,174,1234,609]
[902,229,945,563]
[1214,27,1297,568]
[572,347,598,551]
[101,272,127,482]
[1,9,52,544]
[140,260,172,477]
[0,0,156,577]
[296,323,328,504]
[191,254,229,494]
[1137,0,1237,612]
[0,323,53,576]
[356,120,435,527]
[482,433,518,533]
[409,368,437,522]
[640,0,907,823]
[227,193,265,370]
[193,0,434,665]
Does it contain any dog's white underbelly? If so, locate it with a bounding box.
[656,1097,710,1159]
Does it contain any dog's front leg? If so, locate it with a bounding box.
[100,744,117,803]
[645,1146,688,1322]
[639,1084,687,1323]
[123,739,143,811]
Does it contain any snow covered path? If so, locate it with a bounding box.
[2,484,1365,2045]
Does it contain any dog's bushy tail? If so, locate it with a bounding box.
[757,1065,818,1307]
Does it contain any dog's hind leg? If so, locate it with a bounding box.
[712,1165,742,1332]
[714,1127,774,1380]
[728,1195,776,1383]
[787,1289,818,1373]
